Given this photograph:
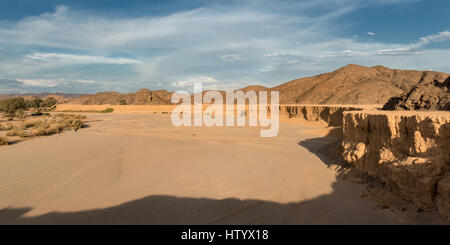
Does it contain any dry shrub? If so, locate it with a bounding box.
[0,123,14,132]
[5,127,27,138]
[6,128,19,136]
[18,130,28,138]
[29,114,85,136]
[54,113,86,120]
[5,123,13,130]
[0,136,7,146]
[21,121,38,128]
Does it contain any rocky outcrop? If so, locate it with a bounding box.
[383,76,449,111]
[135,89,153,105]
[437,173,450,218]
[280,105,363,126]
[342,111,450,218]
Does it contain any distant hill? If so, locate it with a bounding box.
[0,93,86,100]
[69,89,172,105]
[273,64,449,105]
[1,65,448,108]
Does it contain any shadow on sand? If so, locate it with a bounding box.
[0,179,402,225]
[298,127,351,174]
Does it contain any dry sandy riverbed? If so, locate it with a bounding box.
[0,112,446,224]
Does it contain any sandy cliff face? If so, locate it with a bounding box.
[280,105,366,126]
[342,111,450,218]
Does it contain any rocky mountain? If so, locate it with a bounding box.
[383,76,449,110]
[273,64,449,105]
[2,65,448,109]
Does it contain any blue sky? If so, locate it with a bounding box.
[0,0,449,93]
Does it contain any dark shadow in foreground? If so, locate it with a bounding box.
[298,127,351,174]
[0,178,441,225]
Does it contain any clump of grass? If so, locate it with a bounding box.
[102,108,114,113]
[16,109,26,119]
[0,136,7,146]
[54,113,86,120]
[5,123,13,130]
[29,114,86,136]
[18,130,28,138]
[0,113,87,145]
[69,119,84,131]
[161,111,169,114]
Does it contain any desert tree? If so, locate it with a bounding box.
[0,97,27,117]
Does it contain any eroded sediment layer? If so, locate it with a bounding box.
[342,110,450,218]
[279,104,375,126]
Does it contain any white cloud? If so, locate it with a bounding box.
[25,52,139,65]
[262,30,450,59]
[219,54,243,62]
[17,78,103,87]
[368,32,375,36]
[0,0,448,93]
[171,76,218,88]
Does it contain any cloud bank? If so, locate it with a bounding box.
[0,0,448,93]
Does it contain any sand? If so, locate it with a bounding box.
[0,111,445,224]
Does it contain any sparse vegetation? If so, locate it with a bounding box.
[0,96,58,118]
[119,99,127,105]
[0,113,87,146]
[58,108,114,113]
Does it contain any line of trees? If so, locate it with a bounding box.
[0,97,57,117]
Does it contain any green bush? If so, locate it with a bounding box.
[40,97,57,108]
[0,97,27,116]
[119,99,127,105]
[26,98,43,109]
[102,108,114,113]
